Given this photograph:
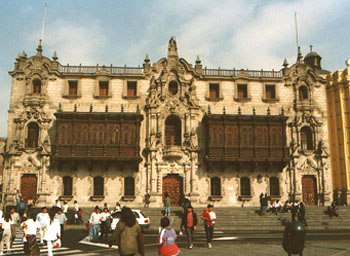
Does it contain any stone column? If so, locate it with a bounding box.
[150,153,157,194]
[189,152,199,202]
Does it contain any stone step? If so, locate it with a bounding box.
[25,206,350,232]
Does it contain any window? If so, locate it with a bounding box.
[99,81,109,96]
[168,81,178,95]
[237,84,248,99]
[270,177,280,196]
[299,86,308,100]
[211,177,221,196]
[209,83,219,99]
[32,79,41,95]
[165,115,181,146]
[68,80,78,96]
[265,84,276,99]
[124,176,135,196]
[25,122,39,148]
[93,176,104,196]
[127,81,137,97]
[300,126,313,151]
[63,176,73,196]
[240,177,251,196]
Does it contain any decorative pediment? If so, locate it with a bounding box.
[298,158,318,171]
[291,111,322,127]
[14,107,51,124]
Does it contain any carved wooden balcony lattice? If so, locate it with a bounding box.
[203,114,289,165]
[52,112,143,163]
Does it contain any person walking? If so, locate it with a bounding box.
[114,202,121,212]
[158,217,179,256]
[62,202,69,221]
[44,209,61,256]
[297,202,307,226]
[55,208,68,244]
[103,203,109,212]
[54,200,61,209]
[36,207,50,245]
[110,207,144,256]
[202,204,216,249]
[78,208,83,224]
[16,197,27,221]
[260,194,268,215]
[163,192,171,216]
[21,213,41,256]
[73,201,79,224]
[9,207,20,245]
[182,197,192,213]
[180,206,197,249]
[0,214,14,255]
[88,206,102,242]
[100,208,111,241]
[144,193,150,208]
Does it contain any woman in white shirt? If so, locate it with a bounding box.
[0,215,14,255]
[21,213,41,256]
[100,208,111,241]
[44,209,61,256]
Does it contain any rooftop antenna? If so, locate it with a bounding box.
[40,3,47,47]
[294,12,299,48]
[294,12,303,63]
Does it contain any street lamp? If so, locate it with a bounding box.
[289,142,298,202]
[315,140,327,206]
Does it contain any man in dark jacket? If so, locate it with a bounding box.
[181,206,197,249]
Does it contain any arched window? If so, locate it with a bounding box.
[93,176,104,196]
[63,176,73,196]
[298,86,308,100]
[32,79,42,95]
[300,126,313,151]
[240,177,251,196]
[124,176,135,196]
[211,177,221,196]
[165,115,181,146]
[168,81,178,95]
[25,122,39,148]
[270,177,280,196]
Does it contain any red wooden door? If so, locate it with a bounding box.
[302,176,317,205]
[20,174,37,200]
[163,175,183,206]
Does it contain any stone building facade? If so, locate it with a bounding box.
[327,59,350,201]
[1,39,332,207]
[0,138,6,201]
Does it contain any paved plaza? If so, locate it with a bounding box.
[141,240,350,256]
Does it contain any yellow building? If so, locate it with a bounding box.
[327,59,350,197]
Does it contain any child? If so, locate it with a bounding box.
[158,217,179,256]
[78,208,83,224]
[201,208,212,227]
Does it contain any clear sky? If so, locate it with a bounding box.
[1,0,350,137]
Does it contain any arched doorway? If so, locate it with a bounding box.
[20,174,38,201]
[162,174,183,206]
[302,175,317,205]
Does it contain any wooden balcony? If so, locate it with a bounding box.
[52,111,143,164]
[203,113,289,165]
